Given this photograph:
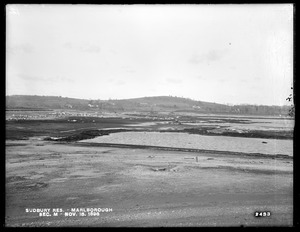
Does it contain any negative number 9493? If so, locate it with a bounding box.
[254,211,271,217]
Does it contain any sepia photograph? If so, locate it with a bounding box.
[5,4,294,227]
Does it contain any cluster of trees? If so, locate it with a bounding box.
[227,104,289,115]
[183,104,289,116]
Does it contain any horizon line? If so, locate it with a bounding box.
[6,94,291,107]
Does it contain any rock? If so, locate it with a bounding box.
[151,167,167,172]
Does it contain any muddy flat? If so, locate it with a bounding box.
[5,138,293,227]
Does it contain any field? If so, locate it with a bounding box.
[5,110,294,227]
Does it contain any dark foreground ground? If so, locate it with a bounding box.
[6,138,293,227]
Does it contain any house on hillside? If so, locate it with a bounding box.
[192,105,201,109]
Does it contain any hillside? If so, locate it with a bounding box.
[6,95,290,116]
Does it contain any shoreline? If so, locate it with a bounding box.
[42,127,293,143]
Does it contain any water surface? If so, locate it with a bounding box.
[80,132,293,156]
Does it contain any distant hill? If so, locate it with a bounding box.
[6,95,89,110]
[6,95,290,116]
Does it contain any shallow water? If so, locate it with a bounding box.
[80,132,293,156]
[182,118,294,131]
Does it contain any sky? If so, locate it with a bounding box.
[6,4,293,105]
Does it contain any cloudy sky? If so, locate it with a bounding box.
[6,4,293,105]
